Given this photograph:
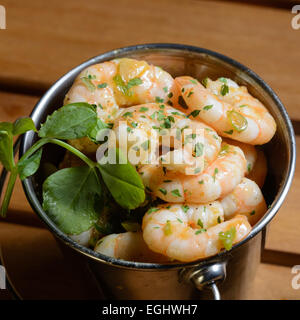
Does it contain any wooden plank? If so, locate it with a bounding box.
[248,263,300,300]
[0,221,299,300]
[0,91,39,122]
[0,222,103,299]
[265,135,300,254]
[0,0,299,120]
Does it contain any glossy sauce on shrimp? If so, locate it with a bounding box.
[62,58,273,263]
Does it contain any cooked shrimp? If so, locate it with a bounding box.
[223,138,257,175]
[139,143,246,203]
[221,177,267,225]
[65,58,175,124]
[69,228,93,247]
[142,206,251,261]
[110,103,221,171]
[172,76,276,145]
[94,231,169,263]
[248,150,267,188]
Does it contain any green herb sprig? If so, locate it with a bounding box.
[0,103,145,235]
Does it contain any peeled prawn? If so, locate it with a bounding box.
[139,143,246,203]
[65,58,175,124]
[110,103,221,171]
[221,177,267,225]
[142,205,251,262]
[94,231,169,263]
[173,76,276,145]
[248,150,267,188]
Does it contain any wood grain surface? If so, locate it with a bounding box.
[0,0,299,300]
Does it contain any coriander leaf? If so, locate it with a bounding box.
[13,117,37,135]
[18,148,43,180]
[97,148,145,210]
[42,166,101,235]
[39,103,97,139]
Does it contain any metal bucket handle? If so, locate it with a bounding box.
[179,261,227,300]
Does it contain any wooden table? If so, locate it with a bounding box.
[0,0,299,299]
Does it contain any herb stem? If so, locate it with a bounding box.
[20,138,96,168]
[0,168,18,217]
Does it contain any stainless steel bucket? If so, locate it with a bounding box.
[19,44,296,300]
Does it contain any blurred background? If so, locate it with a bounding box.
[0,0,299,299]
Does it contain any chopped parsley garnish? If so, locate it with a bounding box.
[97,83,108,89]
[219,144,230,156]
[178,96,188,109]
[147,207,159,214]
[190,79,198,84]
[177,218,183,223]
[217,216,222,224]
[163,87,168,93]
[127,77,143,88]
[187,91,194,98]
[155,96,164,103]
[247,163,252,173]
[113,75,142,96]
[139,107,149,112]
[198,180,204,184]
[203,104,213,111]
[181,205,189,213]
[168,92,173,98]
[171,189,182,197]
[224,129,233,135]
[159,188,167,195]
[213,168,219,182]
[220,84,229,96]
[250,210,256,216]
[197,218,204,228]
[123,112,133,118]
[195,229,206,235]
[188,109,201,118]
